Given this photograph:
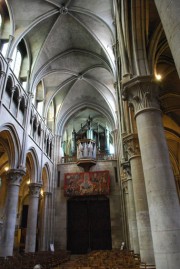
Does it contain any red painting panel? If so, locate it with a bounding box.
[64,171,110,196]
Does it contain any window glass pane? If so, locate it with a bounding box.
[110,144,114,154]
[22,81,27,90]
[11,47,17,70]
[14,51,22,78]
[37,101,43,116]
[1,42,8,57]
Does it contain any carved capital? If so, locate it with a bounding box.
[29,183,42,197]
[43,191,52,197]
[121,161,131,178]
[122,76,160,117]
[123,133,140,159]
[6,168,26,186]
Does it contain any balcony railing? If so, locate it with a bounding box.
[61,153,116,164]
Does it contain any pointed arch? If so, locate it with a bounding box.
[41,163,51,192]
[0,123,21,168]
[26,147,40,183]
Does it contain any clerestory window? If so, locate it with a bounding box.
[11,48,22,78]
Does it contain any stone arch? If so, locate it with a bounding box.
[19,95,26,113]
[41,163,51,192]
[5,75,14,98]
[0,124,21,169]
[0,124,21,223]
[0,57,5,72]
[12,86,20,107]
[26,148,40,183]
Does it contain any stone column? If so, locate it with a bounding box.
[122,180,131,249]
[123,76,180,269]
[154,0,180,77]
[124,134,155,268]
[39,192,52,251]
[122,162,140,254]
[25,183,42,253]
[0,169,25,257]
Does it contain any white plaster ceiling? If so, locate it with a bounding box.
[8,0,117,135]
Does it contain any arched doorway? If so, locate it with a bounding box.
[67,195,112,254]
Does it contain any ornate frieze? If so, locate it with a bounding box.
[122,76,160,117]
[123,134,140,159]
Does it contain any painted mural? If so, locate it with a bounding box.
[64,171,110,196]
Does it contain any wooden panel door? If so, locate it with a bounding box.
[89,199,112,251]
[67,199,89,254]
[67,196,112,254]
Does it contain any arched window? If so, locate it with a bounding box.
[35,81,44,116]
[11,48,22,78]
[37,101,43,116]
[9,39,29,86]
[0,3,11,57]
[1,42,8,57]
[110,143,115,154]
[47,101,54,131]
[0,13,9,57]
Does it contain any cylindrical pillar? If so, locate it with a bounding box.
[154,0,180,77]
[124,134,155,268]
[0,169,25,257]
[39,191,52,251]
[123,76,180,269]
[25,183,42,253]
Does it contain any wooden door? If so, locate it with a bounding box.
[67,196,112,254]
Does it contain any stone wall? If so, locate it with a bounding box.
[54,160,123,250]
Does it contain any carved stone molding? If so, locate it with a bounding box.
[121,161,131,178]
[122,76,160,117]
[60,6,68,15]
[6,168,26,186]
[43,191,52,197]
[29,183,42,197]
[0,71,6,78]
[123,133,140,159]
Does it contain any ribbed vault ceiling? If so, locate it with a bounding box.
[8,0,116,136]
